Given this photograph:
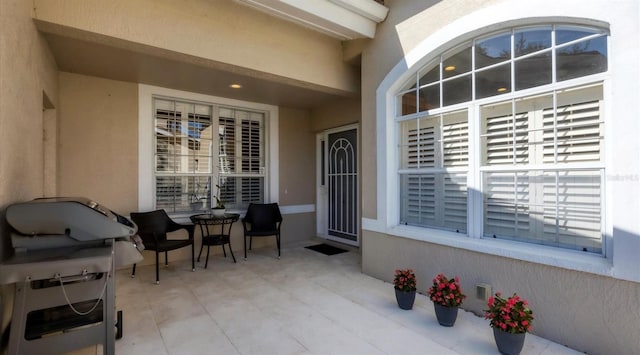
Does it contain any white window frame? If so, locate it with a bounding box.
[396,24,608,251]
[138,84,279,217]
[367,3,640,283]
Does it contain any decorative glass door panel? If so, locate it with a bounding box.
[327,128,358,245]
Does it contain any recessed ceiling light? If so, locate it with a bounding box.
[497,87,508,92]
[444,65,456,71]
[229,84,242,89]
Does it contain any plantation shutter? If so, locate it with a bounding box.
[402,174,436,226]
[483,112,529,165]
[482,93,603,252]
[483,172,532,239]
[542,100,602,164]
[240,114,263,204]
[442,117,468,232]
[482,108,531,239]
[219,117,235,173]
[404,123,436,168]
[443,173,468,232]
[542,170,602,252]
[154,99,214,213]
[541,99,603,251]
[155,102,181,211]
[400,112,468,232]
[218,108,265,208]
[241,116,262,173]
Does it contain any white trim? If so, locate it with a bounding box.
[316,133,327,236]
[280,204,315,214]
[374,1,640,282]
[236,0,388,40]
[138,84,279,212]
[329,0,388,22]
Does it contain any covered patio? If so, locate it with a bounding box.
[2,1,639,354]
[76,241,580,355]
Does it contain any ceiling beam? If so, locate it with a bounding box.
[235,0,389,40]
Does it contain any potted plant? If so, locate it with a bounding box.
[427,273,465,326]
[211,184,226,216]
[393,268,417,310]
[484,292,534,355]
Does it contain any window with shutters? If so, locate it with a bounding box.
[399,110,468,232]
[154,98,266,213]
[481,85,604,252]
[396,24,607,253]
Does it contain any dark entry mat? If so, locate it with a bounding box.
[304,243,348,256]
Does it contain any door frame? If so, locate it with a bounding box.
[316,124,359,246]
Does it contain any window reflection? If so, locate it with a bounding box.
[443,75,471,106]
[476,63,511,99]
[419,84,440,111]
[514,28,551,57]
[476,33,511,69]
[396,25,607,116]
[515,52,552,90]
[419,64,439,87]
[557,36,607,81]
[401,90,418,115]
[443,45,472,79]
[556,27,599,45]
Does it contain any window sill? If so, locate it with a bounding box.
[363,219,613,278]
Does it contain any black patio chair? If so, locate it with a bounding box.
[130,210,195,284]
[241,203,282,259]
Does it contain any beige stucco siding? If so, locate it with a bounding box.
[360,0,640,354]
[310,97,360,133]
[32,0,358,96]
[58,72,138,214]
[279,107,315,205]
[0,0,58,212]
[363,231,640,354]
[0,0,59,343]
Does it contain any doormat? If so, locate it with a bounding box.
[304,243,348,256]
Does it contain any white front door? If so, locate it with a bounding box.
[317,125,359,246]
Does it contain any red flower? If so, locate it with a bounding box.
[427,273,466,307]
[393,268,417,292]
[484,292,534,334]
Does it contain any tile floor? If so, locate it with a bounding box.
[73,240,581,355]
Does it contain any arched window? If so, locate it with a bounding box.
[395,24,608,253]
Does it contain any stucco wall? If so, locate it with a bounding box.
[0,0,59,346]
[58,72,138,214]
[363,231,640,353]
[279,107,315,205]
[32,0,358,96]
[310,97,360,133]
[360,0,640,354]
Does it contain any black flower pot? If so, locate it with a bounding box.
[394,288,416,310]
[493,327,526,355]
[433,303,458,326]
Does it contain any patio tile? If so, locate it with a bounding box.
[109,241,583,355]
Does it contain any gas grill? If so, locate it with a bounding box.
[0,197,143,355]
